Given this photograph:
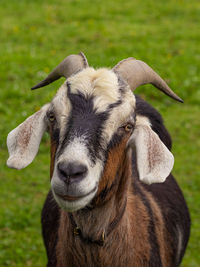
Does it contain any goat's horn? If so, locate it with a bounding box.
[31,52,88,90]
[113,57,183,103]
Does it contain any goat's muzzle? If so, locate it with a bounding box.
[57,161,88,184]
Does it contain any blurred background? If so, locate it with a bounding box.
[0,0,199,266]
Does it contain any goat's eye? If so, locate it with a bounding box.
[124,123,133,132]
[48,113,55,122]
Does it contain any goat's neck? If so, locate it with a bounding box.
[69,150,132,241]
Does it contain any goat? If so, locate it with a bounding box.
[7,53,190,267]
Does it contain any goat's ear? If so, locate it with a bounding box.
[7,104,50,170]
[129,123,174,184]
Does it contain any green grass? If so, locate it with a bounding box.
[0,0,200,266]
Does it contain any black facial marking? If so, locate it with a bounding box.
[108,99,122,110]
[108,133,123,150]
[56,82,134,165]
[57,84,109,163]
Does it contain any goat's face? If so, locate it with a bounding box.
[49,68,135,211]
[7,54,180,211]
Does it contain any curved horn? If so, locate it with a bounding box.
[113,57,183,103]
[31,52,88,90]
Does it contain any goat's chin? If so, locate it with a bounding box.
[52,188,97,212]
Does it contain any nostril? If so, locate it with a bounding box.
[59,167,68,179]
[57,161,88,182]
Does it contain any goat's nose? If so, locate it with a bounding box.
[57,161,88,183]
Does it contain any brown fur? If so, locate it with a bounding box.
[56,191,152,267]
[55,136,155,267]
[95,136,130,205]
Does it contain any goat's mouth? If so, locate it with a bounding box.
[55,186,97,202]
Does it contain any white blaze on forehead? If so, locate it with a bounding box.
[68,67,121,112]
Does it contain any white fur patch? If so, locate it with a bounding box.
[68,68,119,97]
[68,67,129,112]
[103,93,135,142]
[51,83,72,140]
[52,189,97,212]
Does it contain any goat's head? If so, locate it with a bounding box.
[7,53,182,211]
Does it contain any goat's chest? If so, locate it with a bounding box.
[56,233,150,267]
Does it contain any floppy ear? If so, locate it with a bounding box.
[129,121,174,184]
[7,104,50,170]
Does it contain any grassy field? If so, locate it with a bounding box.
[0,0,200,266]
